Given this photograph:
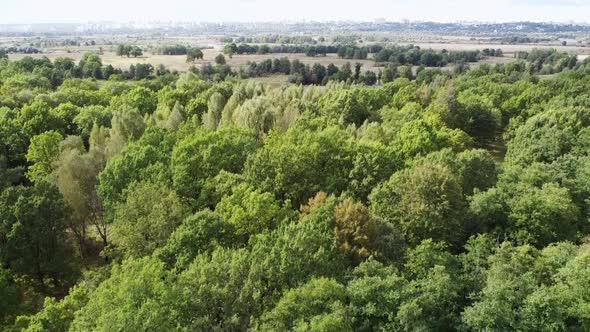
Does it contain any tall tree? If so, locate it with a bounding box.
[0,181,75,291]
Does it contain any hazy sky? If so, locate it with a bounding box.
[1,0,589,24]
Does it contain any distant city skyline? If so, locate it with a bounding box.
[1,0,590,24]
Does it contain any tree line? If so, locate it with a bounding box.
[157,44,190,55]
[374,45,491,66]
[223,43,383,59]
[227,34,318,44]
[239,57,378,85]
[0,47,42,55]
[222,43,506,66]
[515,48,578,74]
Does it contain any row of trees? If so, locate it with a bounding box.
[515,48,578,74]
[227,35,317,44]
[481,48,504,57]
[156,45,206,62]
[240,57,378,85]
[374,45,485,66]
[0,47,42,55]
[157,45,190,55]
[219,43,502,67]
[0,53,172,86]
[223,43,337,57]
[115,44,143,58]
[2,48,590,331]
[222,43,382,59]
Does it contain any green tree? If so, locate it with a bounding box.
[111,181,188,258]
[116,44,131,57]
[186,48,204,62]
[469,168,582,247]
[508,183,580,247]
[50,103,80,135]
[98,128,174,214]
[157,210,236,270]
[108,106,146,155]
[397,264,460,330]
[202,92,225,129]
[457,149,498,195]
[14,283,90,332]
[0,181,75,290]
[231,96,278,136]
[177,248,253,330]
[391,116,471,161]
[171,127,259,202]
[244,126,354,207]
[110,86,157,115]
[318,89,373,127]
[453,89,502,140]
[246,195,347,312]
[370,163,465,246]
[519,243,590,331]
[73,105,112,142]
[130,46,143,58]
[0,268,20,326]
[215,53,227,65]
[347,260,406,331]
[70,257,183,332]
[17,100,66,137]
[78,53,103,79]
[215,183,294,241]
[348,140,401,202]
[223,43,237,58]
[258,278,352,331]
[333,198,402,265]
[347,241,461,331]
[26,130,63,183]
[505,107,590,166]
[462,243,539,331]
[52,137,106,255]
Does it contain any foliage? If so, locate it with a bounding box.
[2,50,590,331]
[110,181,189,258]
[0,181,75,291]
[69,258,182,331]
[370,163,466,246]
[171,127,259,204]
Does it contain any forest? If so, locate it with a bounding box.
[1,50,590,331]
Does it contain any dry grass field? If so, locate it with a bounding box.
[5,37,589,74]
[8,48,378,72]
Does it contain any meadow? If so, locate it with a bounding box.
[6,36,589,74]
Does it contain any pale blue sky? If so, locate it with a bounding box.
[1,0,589,23]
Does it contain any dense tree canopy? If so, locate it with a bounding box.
[2,48,590,332]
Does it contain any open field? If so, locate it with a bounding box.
[8,48,378,72]
[5,37,589,74]
[8,47,587,75]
